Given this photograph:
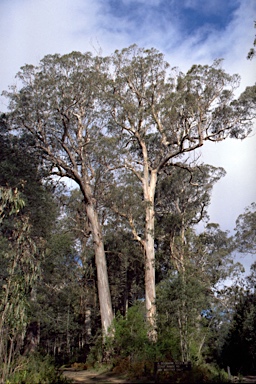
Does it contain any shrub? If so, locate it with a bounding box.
[104,304,159,378]
[5,354,70,384]
[188,364,230,383]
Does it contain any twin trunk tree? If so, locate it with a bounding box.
[3,46,255,339]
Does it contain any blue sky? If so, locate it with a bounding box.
[105,0,239,38]
[0,0,255,271]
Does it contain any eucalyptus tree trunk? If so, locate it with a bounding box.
[143,170,158,340]
[177,308,189,362]
[86,203,113,336]
[170,219,190,361]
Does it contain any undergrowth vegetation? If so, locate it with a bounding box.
[4,354,70,384]
[85,304,231,383]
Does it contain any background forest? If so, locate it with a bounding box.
[0,46,255,383]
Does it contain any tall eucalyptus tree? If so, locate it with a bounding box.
[107,45,255,338]
[3,52,114,337]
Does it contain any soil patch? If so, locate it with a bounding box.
[242,377,256,383]
[62,368,256,384]
[61,368,153,383]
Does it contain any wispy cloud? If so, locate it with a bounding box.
[1,0,254,79]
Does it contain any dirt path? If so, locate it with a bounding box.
[241,377,256,383]
[62,368,256,384]
[61,368,152,383]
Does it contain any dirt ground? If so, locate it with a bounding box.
[241,377,256,383]
[62,368,256,384]
[61,368,153,383]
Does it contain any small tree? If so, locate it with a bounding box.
[220,264,256,375]
[0,188,40,383]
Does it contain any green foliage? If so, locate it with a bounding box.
[156,221,241,364]
[5,354,70,384]
[0,131,59,379]
[85,334,104,368]
[220,274,256,375]
[155,165,225,233]
[87,304,161,378]
[33,230,84,363]
[154,363,230,384]
[0,187,25,221]
[0,132,57,240]
[235,202,256,254]
[108,304,151,359]
[0,184,42,381]
[182,364,230,383]
[104,227,144,315]
[157,269,209,362]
